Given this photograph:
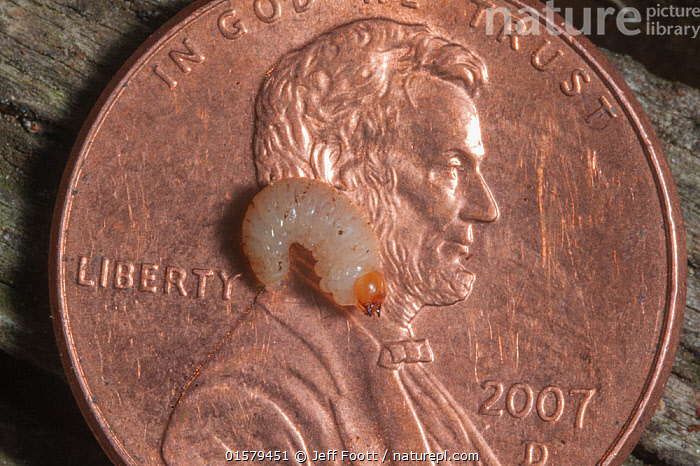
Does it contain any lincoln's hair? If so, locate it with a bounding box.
[254,18,486,190]
[253,19,487,308]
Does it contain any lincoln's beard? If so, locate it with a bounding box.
[381,230,475,326]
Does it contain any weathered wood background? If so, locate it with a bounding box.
[0,0,697,464]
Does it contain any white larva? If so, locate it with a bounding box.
[242,178,386,316]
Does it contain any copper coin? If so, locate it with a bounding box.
[49,0,687,464]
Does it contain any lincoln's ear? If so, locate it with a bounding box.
[310,140,342,186]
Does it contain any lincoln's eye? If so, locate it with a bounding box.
[448,156,462,180]
[354,270,386,317]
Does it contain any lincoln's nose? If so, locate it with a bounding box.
[459,171,499,223]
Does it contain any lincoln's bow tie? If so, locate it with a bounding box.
[377,339,433,369]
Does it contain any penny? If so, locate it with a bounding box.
[49,0,686,465]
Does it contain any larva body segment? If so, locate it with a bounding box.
[242,178,384,314]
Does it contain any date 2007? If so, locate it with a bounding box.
[227,451,289,462]
[478,381,596,429]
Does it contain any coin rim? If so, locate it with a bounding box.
[49,1,688,464]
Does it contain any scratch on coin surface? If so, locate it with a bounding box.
[487,312,493,340]
[213,435,233,453]
[235,395,251,424]
[262,329,272,365]
[94,330,106,382]
[466,320,472,359]
[498,333,503,365]
[125,182,134,226]
[474,341,479,383]
[563,166,575,225]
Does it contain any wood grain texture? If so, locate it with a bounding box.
[0,1,697,464]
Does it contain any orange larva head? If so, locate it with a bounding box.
[353,270,386,318]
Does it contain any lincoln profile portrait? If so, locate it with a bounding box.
[162,19,501,465]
